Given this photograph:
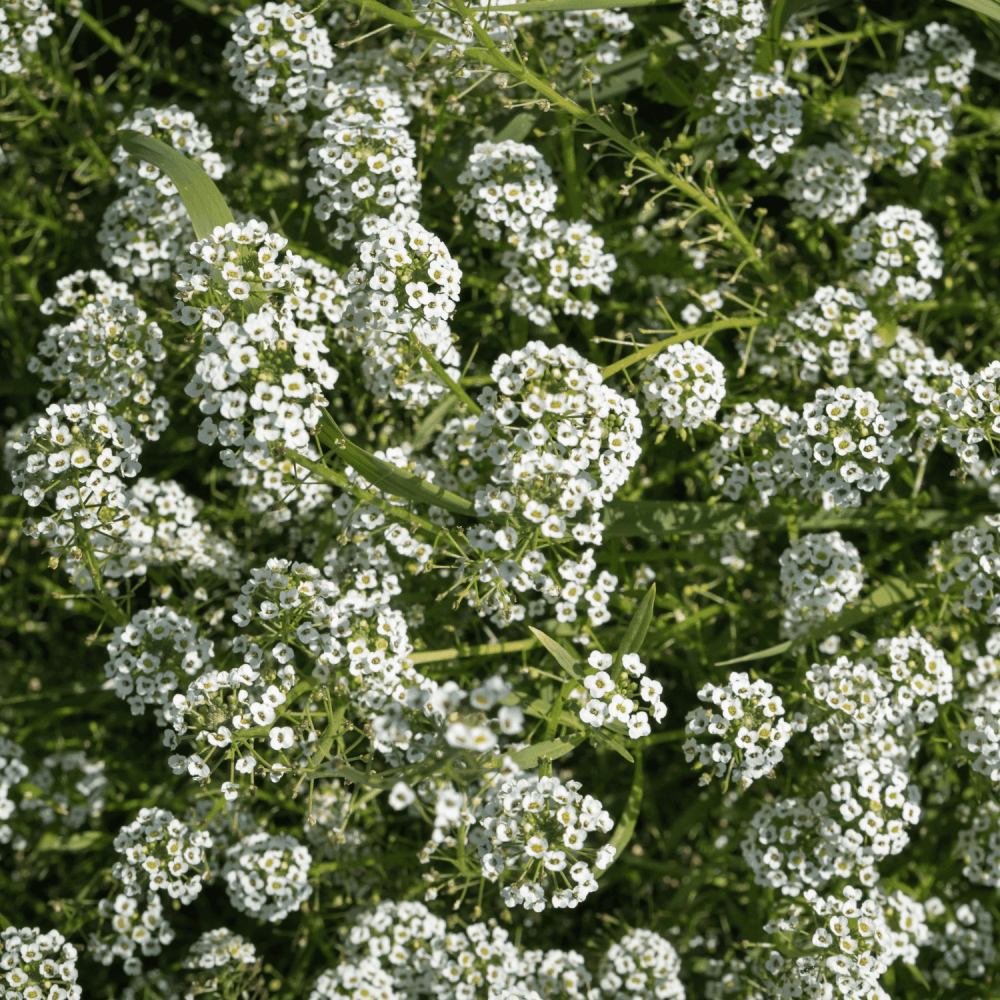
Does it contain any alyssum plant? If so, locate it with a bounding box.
[4,0,1000,998]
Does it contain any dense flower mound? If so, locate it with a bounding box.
[0,926,81,1000]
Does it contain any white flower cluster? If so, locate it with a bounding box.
[0,738,29,850]
[776,286,878,382]
[0,0,55,75]
[598,928,685,1000]
[471,768,616,911]
[224,2,335,115]
[677,0,766,72]
[0,925,81,1000]
[930,517,1000,623]
[90,893,174,977]
[856,72,950,178]
[101,107,228,287]
[902,21,976,92]
[111,807,212,905]
[574,650,665,739]
[716,387,904,510]
[222,831,313,922]
[783,142,870,224]
[16,751,106,833]
[544,9,634,76]
[309,899,600,1000]
[340,220,463,408]
[954,800,1000,887]
[301,782,378,896]
[779,532,865,637]
[183,928,257,970]
[306,111,420,248]
[639,341,726,432]
[710,68,803,169]
[845,205,943,305]
[457,142,617,326]
[684,671,801,789]
[105,607,213,721]
[456,140,559,242]
[918,896,997,987]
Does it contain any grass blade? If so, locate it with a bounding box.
[613,583,656,679]
[528,626,582,678]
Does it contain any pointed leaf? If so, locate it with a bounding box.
[117,130,234,240]
[528,626,582,678]
[509,735,585,770]
[943,0,1000,20]
[593,728,634,762]
[599,749,643,877]
[613,584,656,679]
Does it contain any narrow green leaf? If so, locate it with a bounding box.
[716,577,917,666]
[489,0,668,10]
[117,131,234,240]
[37,830,111,852]
[613,584,656,679]
[528,626,582,678]
[593,728,635,762]
[509,735,584,770]
[600,749,643,876]
[943,0,1000,21]
[755,0,816,70]
[315,415,475,516]
[495,111,542,142]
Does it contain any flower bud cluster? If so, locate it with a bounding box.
[639,341,726,431]
[845,206,943,305]
[710,68,804,170]
[221,831,312,922]
[779,531,865,637]
[0,0,55,75]
[0,925,81,1000]
[472,768,616,911]
[111,807,212,904]
[574,650,666,740]
[684,671,801,789]
[455,140,559,242]
[90,893,174,976]
[102,108,227,287]
[224,2,335,115]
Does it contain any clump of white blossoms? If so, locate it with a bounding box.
[183,929,256,971]
[683,671,801,789]
[89,893,174,977]
[544,9,634,80]
[765,286,879,382]
[224,2,334,116]
[0,926,81,1000]
[783,141,870,223]
[779,532,865,637]
[17,750,106,833]
[456,140,559,242]
[469,768,616,912]
[638,341,726,432]
[101,107,228,288]
[340,219,463,408]
[845,205,943,305]
[598,928,685,1000]
[222,831,312,922]
[111,807,212,904]
[902,20,976,92]
[676,0,766,72]
[0,738,29,850]
[0,0,56,76]
[574,650,666,739]
[710,68,803,169]
[307,111,420,248]
[714,387,903,509]
[928,517,1000,623]
[953,800,1000,887]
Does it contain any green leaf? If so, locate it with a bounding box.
[942,0,1000,21]
[593,728,635,762]
[36,830,111,853]
[489,0,669,10]
[509,735,584,770]
[754,0,815,71]
[495,111,542,142]
[314,414,475,516]
[613,583,656,679]
[600,748,643,876]
[528,626,582,678]
[716,577,918,666]
[117,130,234,240]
